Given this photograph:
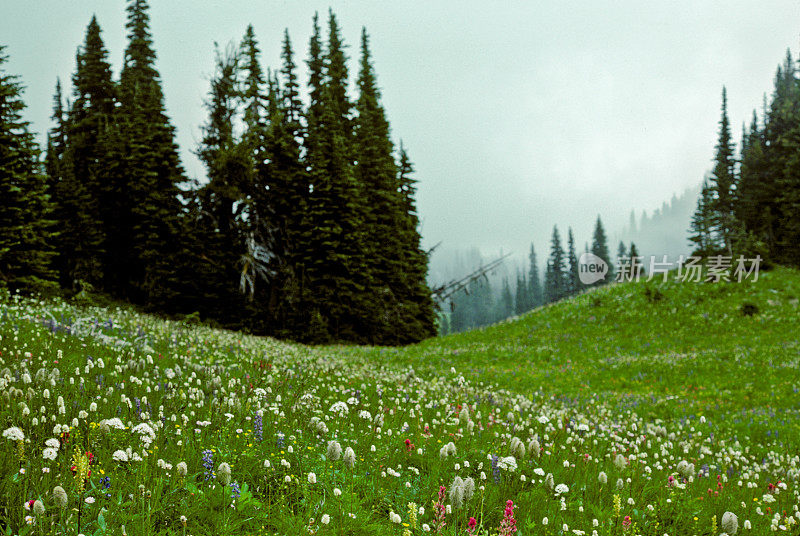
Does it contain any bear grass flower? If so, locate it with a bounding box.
[53,486,68,508]
[217,463,232,486]
[2,426,24,441]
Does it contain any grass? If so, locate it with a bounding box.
[0,268,799,535]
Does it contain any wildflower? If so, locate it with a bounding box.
[463,477,476,502]
[467,516,478,535]
[308,472,317,484]
[390,511,402,523]
[614,454,627,470]
[53,486,68,508]
[449,476,464,508]
[84,496,95,505]
[202,450,214,480]
[498,500,517,535]
[43,447,58,460]
[743,520,751,530]
[721,512,738,535]
[613,494,621,517]
[544,473,554,491]
[321,514,330,525]
[334,488,342,497]
[326,440,342,461]
[2,427,24,441]
[33,500,45,516]
[407,502,418,529]
[616,478,624,489]
[623,515,631,528]
[180,515,187,527]
[529,438,540,458]
[176,461,187,477]
[555,483,569,495]
[112,450,129,462]
[343,447,356,469]
[230,481,241,500]
[217,463,232,486]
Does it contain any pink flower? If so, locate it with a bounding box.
[498,500,517,535]
[467,517,477,535]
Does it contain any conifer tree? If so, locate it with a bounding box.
[395,146,437,341]
[55,16,114,288]
[544,226,567,302]
[114,0,187,305]
[708,87,737,254]
[0,47,56,290]
[566,227,579,295]
[689,177,716,257]
[304,12,371,342]
[527,243,542,307]
[591,216,612,284]
[498,277,513,320]
[617,240,627,260]
[514,272,528,315]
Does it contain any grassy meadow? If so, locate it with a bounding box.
[1,268,800,535]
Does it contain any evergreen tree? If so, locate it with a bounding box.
[566,227,579,295]
[56,16,114,288]
[280,29,303,134]
[544,226,567,302]
[629,242,643,277]
[354,27,405,342]
[112,0,187,306]
[514,272,528,315]
[591,216,612,284]
[527,243,542,307]
[395,146,437,341]
[194,43,249,323]
[304,12,371,342]
[616,240,627,260]
[498,277,513,320]
[689,177,716,257]
[708,87,737,254]
[0,47,56,290]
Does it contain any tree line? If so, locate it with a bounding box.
[443,216,634,334]
[690,48,800,267]
[0,0,436,345]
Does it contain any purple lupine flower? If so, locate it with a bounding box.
[492,454,501,484]
[276,432,285,448]
[202,449,214,481]
[230,480,241,500]
[254,412,263,442]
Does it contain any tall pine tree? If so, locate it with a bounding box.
[0,47,56,290]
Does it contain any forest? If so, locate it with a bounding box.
[0,1,434,345]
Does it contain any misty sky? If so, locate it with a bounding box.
[4,1,800,265]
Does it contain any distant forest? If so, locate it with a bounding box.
[439,217,632,335]
[690,49,800,266]
[0,1,435,345]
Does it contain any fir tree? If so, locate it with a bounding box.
[591,216,612,284]
[56,16,114,288]
[514,272,528,315]
[0,47,56,290]
[544,226,567,302]
[617,240,627,260]
[708,87,737,255]
[566,227,579,295]
[689,177,716,257]
[114,0,187,305]
[527,243,542,307]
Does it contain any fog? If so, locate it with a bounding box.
[4,0,800,270]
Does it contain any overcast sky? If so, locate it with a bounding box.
[4,1,800,262]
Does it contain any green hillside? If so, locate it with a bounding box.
[346,267,800,447]
[1,269,799,535]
